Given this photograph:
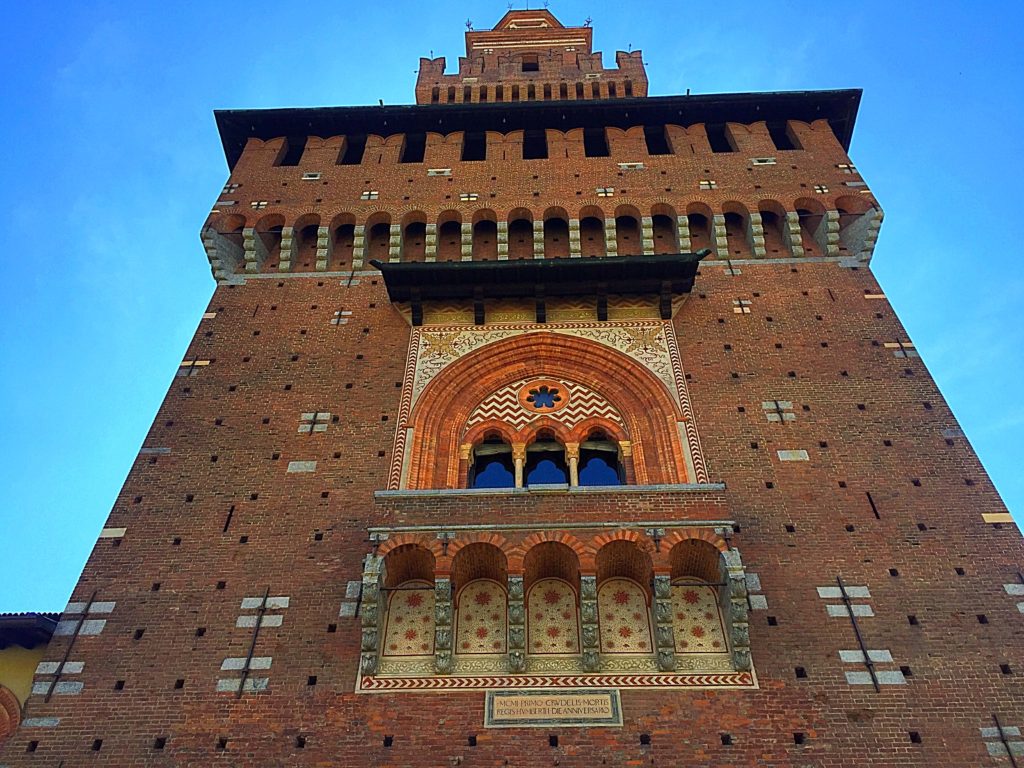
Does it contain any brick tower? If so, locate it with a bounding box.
[2,9,1022,766]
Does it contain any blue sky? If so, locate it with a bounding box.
[1,2,1021,613]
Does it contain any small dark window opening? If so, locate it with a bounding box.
[430,86,439,103]
[276,136,307,166]
[447,85,456,102]
[767,121,800,151]
[526,433,568,485]
[624,79,633,96]
[495,84,504,100]
[591,81,600,98]
[463,85,472,102]
[338,134,366,165]
[471,435,515,489]
[399,133,426,163]
[706,124,736,153]
[523,129,548,160]
[543,83,552,99]
[559,82,568,99]
[575,82,585,98]
[608,81,617,98]
[512,85,520,101]
[583,127,610,157]
[522,54,539,72]
[578,432,623,486]
[527,83,536,100]
[644,125,672,155]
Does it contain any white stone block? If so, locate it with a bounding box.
[748,595,768,610]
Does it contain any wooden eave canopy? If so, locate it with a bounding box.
[0,612,59,650]
[371,251,709,325]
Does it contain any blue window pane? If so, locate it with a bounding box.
[473,460,515,488]
[579,456,621,486]
[526,458,567,485]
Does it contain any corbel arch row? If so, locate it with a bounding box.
[405,332,689,489]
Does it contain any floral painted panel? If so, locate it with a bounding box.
[671,580,728,654]
[598,578,653,654]
[382,580,435,657]
[456,579,507,655]
[526,578,580,654]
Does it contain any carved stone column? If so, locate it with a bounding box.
[433,577,453,674]
[653,574,676,671]
[565,442,580,487]
[723,548,752,671]
[512,443,526,489]
[458,443,472,489]
[359,553,384,676]
[618,440,636,485]
[507,575,526,672]
[580,575,600,671]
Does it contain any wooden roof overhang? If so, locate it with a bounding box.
[371,251,709,326]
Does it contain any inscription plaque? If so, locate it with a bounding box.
[484,689,623,728]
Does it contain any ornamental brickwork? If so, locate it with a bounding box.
[2,9,1021,768]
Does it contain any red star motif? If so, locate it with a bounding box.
[614,590,630,605]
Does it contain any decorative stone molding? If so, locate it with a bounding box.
[433,578,453,674]
[675,215,691,252]
[461,221,473,261]
[640,215,655,255]
[568,218,582,258]
[603,218,618,256]
[822,210,841,256]
[533,220,545,259]
[424,223,438,262]
[653,574,676,671]
[783,212,805,257]
[711,214,728,259]
[496,220,509,260]
[242,226,266,272]
[351,224,367,268]
[201,226,243,280]
[359,554,383,676]
[315,225,331,271]
[580,575,600,671]
[389,223,402,263]
[722,548,752,671]
[507,575,526,672]
[277,226,296,271]
[748,212,766,258]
